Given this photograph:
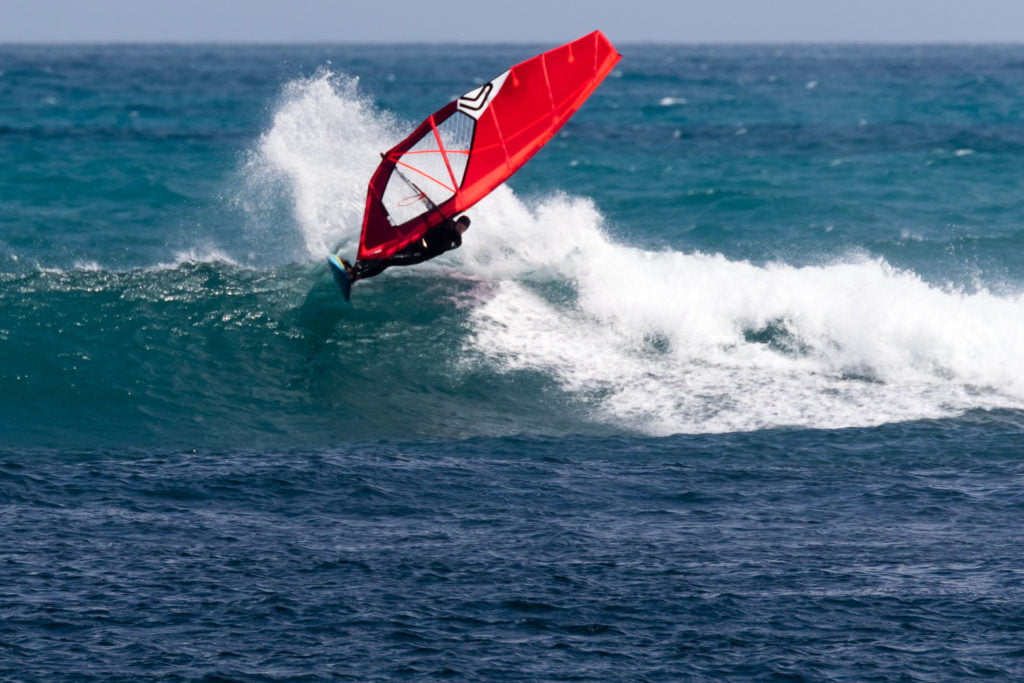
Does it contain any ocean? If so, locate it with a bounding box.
[3,42,1024,679]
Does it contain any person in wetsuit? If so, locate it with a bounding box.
[346,214,470,283]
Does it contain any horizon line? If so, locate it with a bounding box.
[4,38,1024,47]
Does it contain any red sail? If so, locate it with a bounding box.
[357,30,621,260]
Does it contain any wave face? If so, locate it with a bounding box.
[4,45,1024,448]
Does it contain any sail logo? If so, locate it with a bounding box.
[458,70,509,120]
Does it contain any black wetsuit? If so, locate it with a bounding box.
[351,219,463,281]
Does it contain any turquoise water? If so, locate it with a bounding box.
[3,44,1024,679]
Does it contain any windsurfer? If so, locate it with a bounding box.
[343,215,471,283]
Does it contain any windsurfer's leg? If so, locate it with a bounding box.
[380,253,430,267]
[351,259,388,282]
[379,243,439,267]
[350,241,438,281]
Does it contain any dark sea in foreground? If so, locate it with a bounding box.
[3,43,1024,680]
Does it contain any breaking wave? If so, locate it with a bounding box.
[240,70,1024,436]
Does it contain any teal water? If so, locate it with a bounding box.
[3,44,1024,679]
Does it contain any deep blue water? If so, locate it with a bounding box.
[3,43,1024,679]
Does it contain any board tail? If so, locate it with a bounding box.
[327,254,353,301]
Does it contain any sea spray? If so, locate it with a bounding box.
[238,71,400,263]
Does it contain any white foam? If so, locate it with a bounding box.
[659,96,688,106]
[155,246,240,270]
[458,192,1024,435]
